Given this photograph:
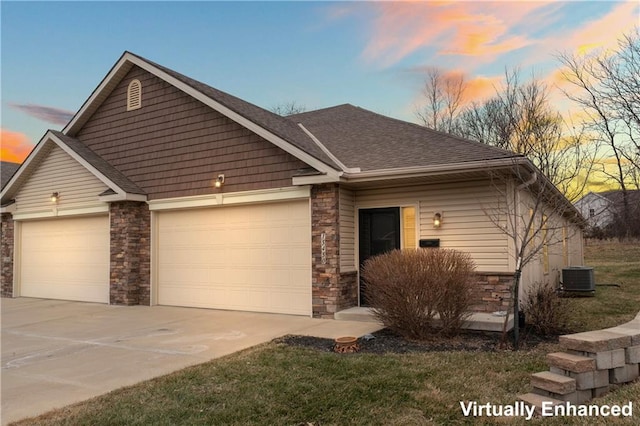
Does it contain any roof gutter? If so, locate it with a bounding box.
[340,157,529,183]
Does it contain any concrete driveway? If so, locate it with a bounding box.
[1,298,381,425]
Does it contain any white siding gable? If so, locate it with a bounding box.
[14,145,110,216]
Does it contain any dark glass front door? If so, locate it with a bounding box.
[358,207,401,305]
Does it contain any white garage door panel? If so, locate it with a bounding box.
[157,200,311,315]
[20,216,109,303]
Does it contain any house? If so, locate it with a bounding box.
[574,191,615,230]
[575,190,640,236]
[0,52,585,318]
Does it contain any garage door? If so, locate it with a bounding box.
[157,200,311,315]
[20,215,110,303]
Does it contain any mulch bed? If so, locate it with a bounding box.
[277,327,557,354]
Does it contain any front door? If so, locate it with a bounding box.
[358,207,401,305]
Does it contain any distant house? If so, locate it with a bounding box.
[0,52,585,318]
[1,162,21,190]
[575,190,640,235]
[574,192,614,229]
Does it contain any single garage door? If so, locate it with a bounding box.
[20,215,110,303]
[157,200,311,315]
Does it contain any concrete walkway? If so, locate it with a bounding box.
[1,298,382,425]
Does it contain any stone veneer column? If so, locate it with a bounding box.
[311,184,340,318]
[1,213,14,297]
[311,183,359,318]
[109,201,151,305]
[470,272,514,313]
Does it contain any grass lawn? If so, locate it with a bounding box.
[13,241,640,425]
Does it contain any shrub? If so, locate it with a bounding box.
[522,281,571,336]
[361,249,476,339]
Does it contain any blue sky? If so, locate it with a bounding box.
[2,1,639,163]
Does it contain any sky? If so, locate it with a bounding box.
[1,1,639,174]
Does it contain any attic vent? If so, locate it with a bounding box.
[127,79,142,111]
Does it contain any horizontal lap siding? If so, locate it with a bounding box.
[353,180,509,272]
[75,66,308,199]
[339,187,356,272]
[15,146,108,212]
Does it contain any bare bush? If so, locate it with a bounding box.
[522,281,571,336]
[361,249,476,339]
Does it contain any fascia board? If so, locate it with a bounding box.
[292,174,342,185]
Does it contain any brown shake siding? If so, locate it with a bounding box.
[75,66,309,199]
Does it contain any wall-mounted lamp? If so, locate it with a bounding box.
[433,212,442,228]
[214,174,225,188]
[50,192,59,203]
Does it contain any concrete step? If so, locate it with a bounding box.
[334,307,383,323]
[334,307,514,331]
[531,371,576,395]
[517,392,563,416]
[547,352,596,373]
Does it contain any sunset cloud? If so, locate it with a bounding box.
[0,129,33,163]
[553,2,639,58]
[8,103,74,126]
[355,2,558,68]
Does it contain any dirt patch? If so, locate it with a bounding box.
[277,328,556,354]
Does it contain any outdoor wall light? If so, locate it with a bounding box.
[433,212,442,228]
[50,192,59,203]
[214,174,225,188]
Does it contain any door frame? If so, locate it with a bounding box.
[357,206,402,306]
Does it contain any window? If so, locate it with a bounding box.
[401,206,416,249]
[127,79,142,111]
[589,208,595,218]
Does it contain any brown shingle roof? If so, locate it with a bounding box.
[127,52,340,171]
[50,131,146,195]
[1,161,21,190]
[290,104,521,171]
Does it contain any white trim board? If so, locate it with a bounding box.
[147,186,311,211]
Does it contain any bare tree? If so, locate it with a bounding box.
[269,101,307,116]
[415,67,467,133]
[453,69,598,202]
[483,161,582,349]
[558,28,640,237]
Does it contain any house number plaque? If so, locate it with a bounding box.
[321,232,327,264]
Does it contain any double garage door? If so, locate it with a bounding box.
[156,200,311,315]
[18,200,311,316]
